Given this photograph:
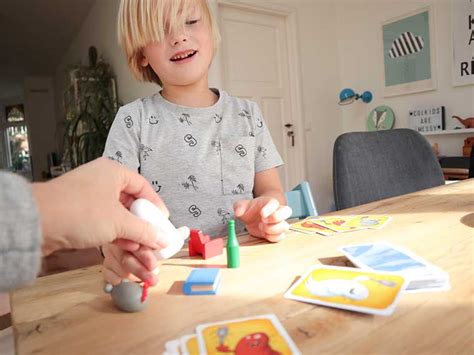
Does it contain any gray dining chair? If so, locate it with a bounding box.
[333,129,445,210]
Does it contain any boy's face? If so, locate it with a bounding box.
[141,6,214,87]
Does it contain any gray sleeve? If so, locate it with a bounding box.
[103,104,141,172]
[251,102,284,173]
[0,172,41,292]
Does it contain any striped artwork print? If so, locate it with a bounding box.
[388,31,424,59]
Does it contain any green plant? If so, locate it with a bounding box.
[63,47,119,168]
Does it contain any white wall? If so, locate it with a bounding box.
[24,77,57,181]
[336,0,474,157]
[295,1,342,213]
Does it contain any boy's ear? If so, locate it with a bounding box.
[140,54,149,67]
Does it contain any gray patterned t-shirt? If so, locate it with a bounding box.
[103,89,283,237]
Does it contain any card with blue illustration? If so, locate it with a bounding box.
[340,242,450,292]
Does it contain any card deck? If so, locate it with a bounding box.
[340,242,450,292]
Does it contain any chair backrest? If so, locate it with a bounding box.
[333,129,445,210]
[285,181,318,219]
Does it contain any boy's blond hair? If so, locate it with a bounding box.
[118,0,220,86]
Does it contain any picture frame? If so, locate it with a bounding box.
[452,0,474,87]
[381,6,437,97]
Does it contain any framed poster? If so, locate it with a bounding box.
[381,6,437,97]
[452,0,474,86]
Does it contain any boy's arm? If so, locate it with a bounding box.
[253,168,286,205]
[103,104,141,172]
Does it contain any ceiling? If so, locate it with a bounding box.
[0,0,96,100]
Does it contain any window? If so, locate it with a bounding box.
[2,125,33,181]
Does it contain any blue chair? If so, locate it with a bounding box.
[285,181,318,219]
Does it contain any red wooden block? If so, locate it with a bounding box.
[189,229,224,259]
[189,229,207,256]
[202,238,224,259]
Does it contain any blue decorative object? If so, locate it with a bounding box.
[285,181,318,219]
[339,88,373,105]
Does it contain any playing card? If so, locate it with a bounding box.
[290,217,338,236]
[180,334,199,355]
[344,215,392,230]
[310,216,361,232]
[195,314,300,354]
[164,338,181,355]
[284,265,407,316]
[340,242,450,292]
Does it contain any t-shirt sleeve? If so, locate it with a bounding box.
[0,172,41,292]
[103,103,141,172]
[250,102,284,173]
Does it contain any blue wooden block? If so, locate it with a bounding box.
[183,268,221,295]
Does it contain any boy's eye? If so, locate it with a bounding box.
[186,19,199,25]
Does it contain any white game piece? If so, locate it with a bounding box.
[305,277,369,300]
[130,198,186,260]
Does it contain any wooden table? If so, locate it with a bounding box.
[10,180,474,354]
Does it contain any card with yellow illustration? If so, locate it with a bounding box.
[284,265,407,316]
[180,334,199,355]
[311,216,365,232]
[345,215,392,230]
[195,314,300,355]
[290,218,338,236]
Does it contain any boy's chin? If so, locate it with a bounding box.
[168,73,208,87]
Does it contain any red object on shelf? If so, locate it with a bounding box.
[189,229,224,259]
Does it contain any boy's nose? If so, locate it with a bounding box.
[170,32,188,46]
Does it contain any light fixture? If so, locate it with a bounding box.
[338,88,373,105]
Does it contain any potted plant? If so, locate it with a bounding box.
[63,47,119,168]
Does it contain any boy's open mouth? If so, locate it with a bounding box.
[170,50,198,62]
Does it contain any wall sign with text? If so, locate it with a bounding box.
[452,0,474,86]
[409,106,445,133]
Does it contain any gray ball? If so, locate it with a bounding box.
[108,281,148,312]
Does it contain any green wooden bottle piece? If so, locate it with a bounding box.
[226,219,240,268]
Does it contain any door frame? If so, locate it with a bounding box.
[215,0,307,190]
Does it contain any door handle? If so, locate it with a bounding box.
[287,131,295,147]
[285,123,294,147]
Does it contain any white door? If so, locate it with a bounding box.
[216,2,305,190]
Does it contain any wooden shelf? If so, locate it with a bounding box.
[422,128,474,136]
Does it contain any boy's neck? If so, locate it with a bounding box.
[161,81,218,108]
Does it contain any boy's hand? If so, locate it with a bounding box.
[234,196,292,242]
